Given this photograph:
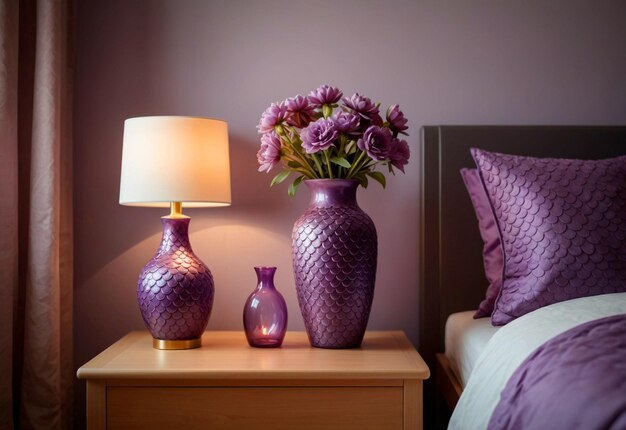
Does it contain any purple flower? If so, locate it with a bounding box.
[285,95,315,128]
[342,93,383,126]
[257,102,289,134]
[333,111,360,134]
[257,131,282,173]
[357,125,392,161]
[388,138,410,173]
[300,118,338,154]
[308,85,343,107]
[386,105,409,133]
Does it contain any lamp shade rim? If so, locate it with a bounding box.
[119,200,231,208]
[124,115,227,124]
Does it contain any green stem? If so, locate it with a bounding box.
[361,159,375,170]
[311,153,324,177]
[281,132,319,178]
[323,151,334,178]
[347,151,367,178]
[282,154,317,178]
[337,138,347,177]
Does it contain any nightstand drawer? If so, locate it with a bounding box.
[107,386,403,430]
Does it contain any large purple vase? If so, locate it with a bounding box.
[137,217,214,347]
[292,179,377,349]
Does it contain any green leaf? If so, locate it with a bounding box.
[330,157,351,168]
[356,174,369,188]
[345,141,356,154]
[270,170,291,187]
[287,161,301,169]
[288,175,305,197]
[367,171,386,189]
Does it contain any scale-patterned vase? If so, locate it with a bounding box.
[137,217,214,346]
[292,179,377,349]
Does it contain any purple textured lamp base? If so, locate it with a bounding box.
[292,179,377,349]
[137,217,214,350]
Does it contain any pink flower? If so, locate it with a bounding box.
[357,126,392,161]
[342,93,383,126]
[386,105,409,133]
[257,102,289,134]
[308,85,343,107]
[257,131,282,173]
[285,95,315,128]
[388,138,410,173]
[301,118,338,154]
[333,111,360,134]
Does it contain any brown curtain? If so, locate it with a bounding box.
[0,0,73,429]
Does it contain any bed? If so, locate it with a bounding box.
[418,126,626,429]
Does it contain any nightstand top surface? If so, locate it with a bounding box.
[77,331,430,380]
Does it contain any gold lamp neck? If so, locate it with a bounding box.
[166,202,189,219]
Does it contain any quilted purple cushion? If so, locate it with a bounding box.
[460,168,503,318]
[472,148,626,325]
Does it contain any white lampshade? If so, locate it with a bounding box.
[119,116,231,208]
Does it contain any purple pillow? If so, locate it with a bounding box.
[471,148,626,326]
[460,168,503,318]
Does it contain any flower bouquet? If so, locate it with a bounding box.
[256,85,410,195]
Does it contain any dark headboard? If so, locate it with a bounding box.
[418,125,626,426]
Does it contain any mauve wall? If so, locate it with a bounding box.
[73,0,626,426]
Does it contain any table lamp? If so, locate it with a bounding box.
[119,116,231,350]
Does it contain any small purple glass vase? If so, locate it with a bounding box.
[137,217,214,349]
[243,267,288,348]
[292,179,377,349]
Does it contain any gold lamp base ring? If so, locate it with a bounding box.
[153,338,201,350]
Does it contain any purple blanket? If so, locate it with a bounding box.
[488,314,626,430]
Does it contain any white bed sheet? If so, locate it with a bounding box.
[444,311,499,387]
[448,292,626,430]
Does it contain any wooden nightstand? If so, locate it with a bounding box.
[77,331,429,430]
